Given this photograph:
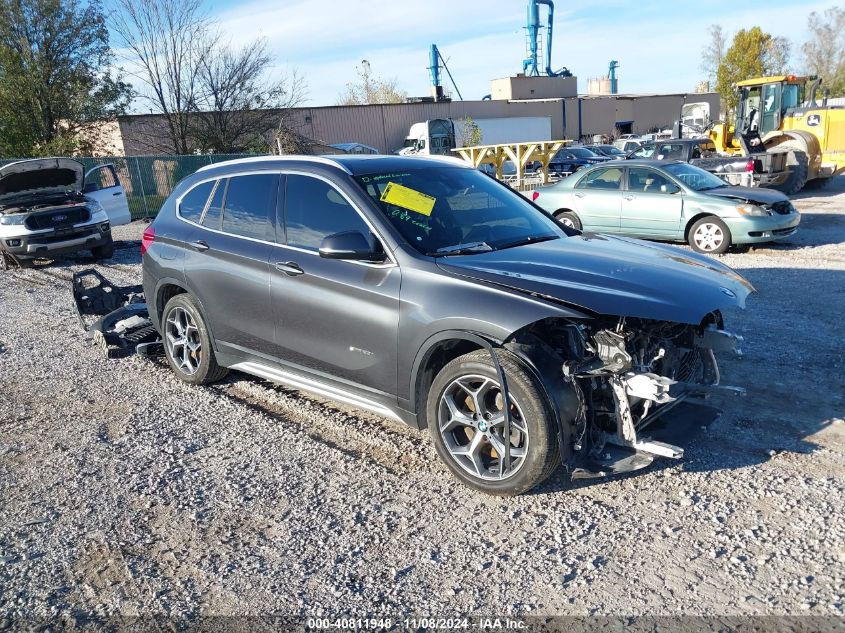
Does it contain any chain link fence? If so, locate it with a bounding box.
[1,154,253,221]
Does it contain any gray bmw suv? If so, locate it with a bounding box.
[142,155,751,495]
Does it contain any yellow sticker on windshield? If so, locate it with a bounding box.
[380,182,435,216]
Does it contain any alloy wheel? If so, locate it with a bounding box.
[437,375,529,481]
[165,306,202,375]
[693,223,724,252]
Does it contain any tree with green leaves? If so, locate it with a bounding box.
[0,0,132,157]
[459,116,482,147]
[715,27,791,113]
[802,5,845,97]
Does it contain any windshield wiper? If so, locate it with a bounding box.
[494,234,559,251]
[427,241,493,257]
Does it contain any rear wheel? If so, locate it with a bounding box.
[689,216,732,254]
[162,294,228,385]
[803,177,833,190]
[554,210,582,230]
[427,350,559,495]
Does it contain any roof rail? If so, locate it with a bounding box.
[196,154,352,174]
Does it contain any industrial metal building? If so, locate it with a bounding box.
[111,90,719,156]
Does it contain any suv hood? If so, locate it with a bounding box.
[437,234,754,324]
[704,185,788,205]
[0,158,84,203]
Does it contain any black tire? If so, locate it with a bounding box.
[803,177,833,190]
[161,294,228,385]
[688,216,732,255]
[772,150,808,195]
[91,238,114,260]
[554,210,582,230]
[426,349,560,496]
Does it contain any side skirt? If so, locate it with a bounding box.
[227,359,416,427]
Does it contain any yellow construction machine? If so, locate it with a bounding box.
[709,75,845,193]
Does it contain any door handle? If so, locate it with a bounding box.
[274,261,304,276]
[624,195,635,201]
[112,191,122,196]
[190,240,209,252]
[574,192,586,198]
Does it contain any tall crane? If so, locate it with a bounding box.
[522,0,572,77]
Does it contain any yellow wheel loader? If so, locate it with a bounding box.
[709,75,845,194]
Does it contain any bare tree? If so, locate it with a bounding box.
[336,60,407,105]
[763,35,792,75]
[191,40,308,153]
[803,5,845,96]
[700,24,727,86]
[111,0,214,153]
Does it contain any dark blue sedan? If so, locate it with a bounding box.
[533,146,612,177]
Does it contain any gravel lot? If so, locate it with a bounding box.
[1,181,843,625]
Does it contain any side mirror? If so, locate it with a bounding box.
[319,230,384,262]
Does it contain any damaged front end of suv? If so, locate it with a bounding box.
[508,311,745,479]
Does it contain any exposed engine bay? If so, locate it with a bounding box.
[511,314,745,478]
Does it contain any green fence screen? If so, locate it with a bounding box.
[1,154,253,221]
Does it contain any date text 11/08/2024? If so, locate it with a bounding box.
[306,617,528,630]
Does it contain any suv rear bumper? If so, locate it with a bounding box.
[1,221,111,259]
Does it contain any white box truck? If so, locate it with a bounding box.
[397,117,553,155]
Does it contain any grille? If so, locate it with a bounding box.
[770,201,792,215]
[26,206,90,230]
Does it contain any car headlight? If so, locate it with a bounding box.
[0,214,26,225]
[735,204,768,217]
[87,200,107,220]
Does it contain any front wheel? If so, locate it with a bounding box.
[689,216,732,254]
[162,294,228,385]
[426,350,559,495]
[554,210,582,230]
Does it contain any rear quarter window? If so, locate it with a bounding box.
[178,180,215,223]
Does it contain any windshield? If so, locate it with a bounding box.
[663,162,728,191]
[353,166,565,256]
[568,147,599,158]
[602,145,624,155]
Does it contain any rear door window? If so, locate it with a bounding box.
[221,173,278,241]
[576,167,623,190]
[179,180,215,223]
[284,175,371,251]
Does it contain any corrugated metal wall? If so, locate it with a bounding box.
[298,100,567,153]
[115,93,720,155]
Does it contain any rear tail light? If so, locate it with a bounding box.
[745,159,755,173]
[141,225,155,256]
[532,191,540,201]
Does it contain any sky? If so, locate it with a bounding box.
[142,0,837,108]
